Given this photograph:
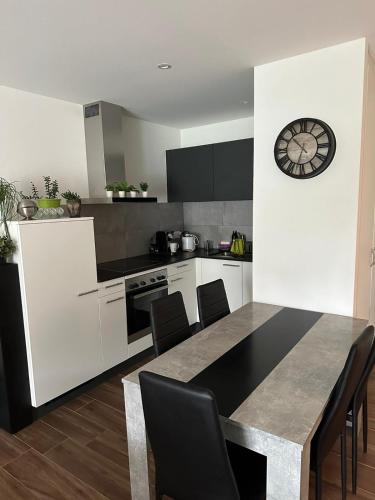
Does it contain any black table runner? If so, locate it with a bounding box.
[190,307,323,417]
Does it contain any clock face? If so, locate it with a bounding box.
[274,118,336,179]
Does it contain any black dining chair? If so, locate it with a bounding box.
[139,370,267,500]
[310,325,373,500]
[150,291,192,356]
[348,325,375,494]
[197,279,230,329]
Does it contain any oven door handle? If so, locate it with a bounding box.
[131,284,169,300]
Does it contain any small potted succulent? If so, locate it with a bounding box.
[37,176,61,208]
[128,185,139,198]
[139,182,149,198]
[0,235,16,264]
[116,181,128,198]
[61,190,81,218]
[105,183,115,198]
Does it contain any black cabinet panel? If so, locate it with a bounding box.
[213,139,253,201]
[167,145,213,202]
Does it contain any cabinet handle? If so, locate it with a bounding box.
[78,288,98,297]
[176,264,189,268]
[222,264,240,268]
[170,277,183,283]
[105,282,123,289]
[106,296,125,304]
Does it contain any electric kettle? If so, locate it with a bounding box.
[181,233,199,252]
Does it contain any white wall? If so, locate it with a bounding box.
[354,51,375,319]
[180,116,254,147]
[0,85,88,197]
[122,115,180,202]
[253,39,367,316]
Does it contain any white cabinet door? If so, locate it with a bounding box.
[242,262,253,305]
[15,219,103,407]
[201,259,243,312]
[168,269,197,325]
[99,290,128,371]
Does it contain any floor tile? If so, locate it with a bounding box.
[42,406,105,445]
[0,429,29,467]
[86,429,129,468]
[16,420,67,454]
[63,393,94,412]
[0,468,37,499]
[76,399,126,435]
[4,449,104,499]
[46,438,130,500]
[88,382,125,412]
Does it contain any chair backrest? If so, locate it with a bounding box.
[314,325,374,462]
[352,325,375,410]
[139,371,240,500]
[150,291,191,356]
[197,279,230,329]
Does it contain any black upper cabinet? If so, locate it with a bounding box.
[213,139,253,201]
[166,145,214,202]
[166,139,253,202]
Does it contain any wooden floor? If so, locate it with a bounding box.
[0,357,374,499]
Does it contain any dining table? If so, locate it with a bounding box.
[122,301,367,500]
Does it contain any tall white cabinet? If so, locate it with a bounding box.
[10,218,103,407]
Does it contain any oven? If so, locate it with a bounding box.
[125,268,168,344]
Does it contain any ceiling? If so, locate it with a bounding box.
[1,0,375,128]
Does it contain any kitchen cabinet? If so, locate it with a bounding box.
[213,139,253,200]
[166,145,213,202]
[168,265,197,324]
[201,259,243,312]
[166,139,253,202]
[10,218,103,407]
[98,281,128,371]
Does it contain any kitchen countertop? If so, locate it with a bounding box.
[97,248,252,282]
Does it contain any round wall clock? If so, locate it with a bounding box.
[274,118,336,179]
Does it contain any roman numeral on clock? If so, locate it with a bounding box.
[279,154,289,167]
[315,152,326,161]
[286,162,296,173]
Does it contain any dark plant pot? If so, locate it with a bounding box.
[0,256,6,265]
[66,200,82,218]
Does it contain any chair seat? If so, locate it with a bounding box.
[226,441,267,500]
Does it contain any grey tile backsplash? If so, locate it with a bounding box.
[183,201,253,248]
[81,200,252,263]
[81,202,184,263]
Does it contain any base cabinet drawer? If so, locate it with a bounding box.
[99,291,128,371]
[201,259,243,312]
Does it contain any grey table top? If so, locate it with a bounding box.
[123,302,367,447]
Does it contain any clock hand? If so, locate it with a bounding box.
[293,138,308,153]
[297,144,305,163]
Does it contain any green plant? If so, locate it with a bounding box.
[128,185,139,192]
[61,190,81,201]
[105,183,115,191]
[0,235,16,260]
[0,178,19,239]
[20,182,39,200]
[115,181,128,192]
[43,176,59,199]
[139,182,149,192]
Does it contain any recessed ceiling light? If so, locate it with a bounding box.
[158,63,172,70]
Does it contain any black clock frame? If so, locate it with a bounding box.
[274,117,336,179]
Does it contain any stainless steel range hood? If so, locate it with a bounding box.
[84,101,125,197]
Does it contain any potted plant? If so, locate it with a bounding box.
[139,182,149,198]
[116,181,128,198]
[0,235,16,264]
[128,185,139,198]
[61,190,82,218]
[31,175,61,208]
[105,184,115,198]
[0,177,19,263]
